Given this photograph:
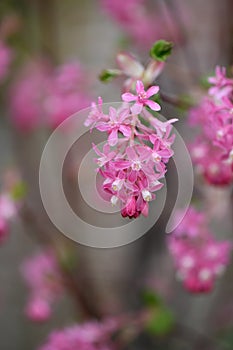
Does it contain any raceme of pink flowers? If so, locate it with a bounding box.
[168,206,232,293]
[38,320,117,350]
[188,66,233,186]
[85,80,177,219]
[21,249,63,322]
[9,60,91,131]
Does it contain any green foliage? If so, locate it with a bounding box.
[146,308,174,336]
[142,290,162,307]
[11,182,27,201]
[150,40,173,62]
[58,246,78,272]
[142,289,175,336]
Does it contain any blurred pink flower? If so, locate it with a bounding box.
[45,61,91,128]
[9,61,50,131]
[0,193,17,244]
[21,249,63,322]
[9,60,92,131]
[100,0,183,49]
[38,320,117,350]
[25,297,52,323]
[168,207,232,293]
[188,66,233,186]
[0,216,8,244]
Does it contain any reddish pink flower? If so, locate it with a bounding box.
[188,65,233,186]
[168,207,232,293]
[85,87,176,219]
[122,80,160,114]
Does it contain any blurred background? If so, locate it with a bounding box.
[0,1,233,349]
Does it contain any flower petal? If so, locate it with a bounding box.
[116,52,144,78]
[146,85,160,98]
[146,100,161,111]
[108,128,118,146]
[122,92,136,102]
[131,102,143,114]
[136,80,144,94]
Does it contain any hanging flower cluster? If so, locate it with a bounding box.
[85,80,177,219]
[9,60,91,131]
[168,207,232,293]
[188,66,233,186]
[21,249,63,322]
[38,320,117,350]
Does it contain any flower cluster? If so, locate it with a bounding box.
[38,320,117,350]
[0,40,12,84]
[85,80,177,219]
[168,207,232,293]
[21,250,63,322]
[188,66,233,186]
[9,60,91,131]
[100,0,182,49]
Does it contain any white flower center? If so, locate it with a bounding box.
[111,195,118,206]
[152,152,162,163]
[132,160,142,171]
[198,268,211,281]
[142,189,152,202]
[181,256,195,269]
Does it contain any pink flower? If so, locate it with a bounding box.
[168,207,232,293]
[122,80,160,114]
[0,194,16,220]
[188,65,233,186]
[9,60,92,131]
[0,216,8,244]
[97,106,131,146]
[116,51,164,91]
[85,93,176,219]
[21,249,63,322]
[25,297,51,322]
[0,193,17,244]
[38,320,117,350]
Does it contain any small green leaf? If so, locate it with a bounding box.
[99,69,121,83]
[141,290,162,307]
[150,40,173,62]
[11,182,27,201]
[200,75,211,89]
[146,308,174,336]
[58,245,79,272]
